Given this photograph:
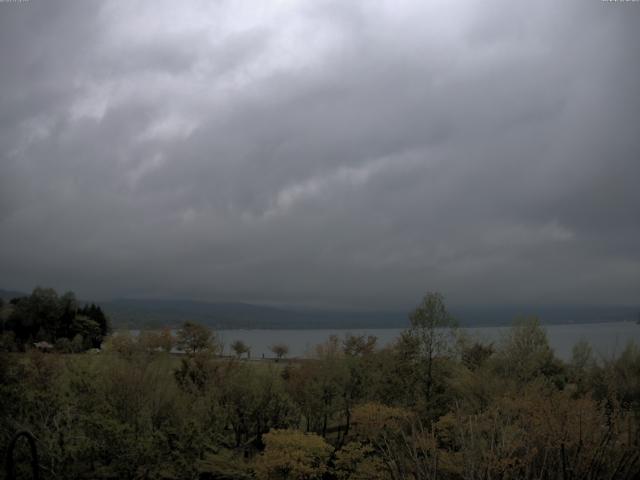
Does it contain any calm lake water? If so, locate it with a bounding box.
[216,322,640,360]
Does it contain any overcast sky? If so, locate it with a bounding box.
[0,0,638,309]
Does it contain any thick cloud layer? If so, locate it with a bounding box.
[1,0,638,308]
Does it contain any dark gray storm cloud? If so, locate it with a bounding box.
[1,0,638,308]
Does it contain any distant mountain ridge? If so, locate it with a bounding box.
[104,299,639,330]
[103,298,409,329]
[2,288,638,329]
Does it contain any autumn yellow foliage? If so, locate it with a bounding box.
[254,429,332,480]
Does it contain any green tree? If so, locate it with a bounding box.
[54,336,73,353]
[58,291,78,339]
[72,315,102,349]
[231,339,250,358]
[176,321,218,354]
[107,330,138,356]
[408,292,457,400]
[343,334,377,357]
[495,317,560,383]
[4,287,109,351]
[158,327,174,353]
[270,343,289,361]
[7,287,61,345]
[71,333,85,353]
[254,429,332,480]
[138,330,163,353]
[333,442,387,480]
[461,341,494,371]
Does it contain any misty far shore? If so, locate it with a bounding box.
[3,287,637,330]
[104,298,639,330]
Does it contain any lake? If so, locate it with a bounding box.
[216,322,640,361]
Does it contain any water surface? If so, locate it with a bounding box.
[217,322,640,360]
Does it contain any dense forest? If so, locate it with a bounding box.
[0,287,110,353]
[1,292,639,479]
